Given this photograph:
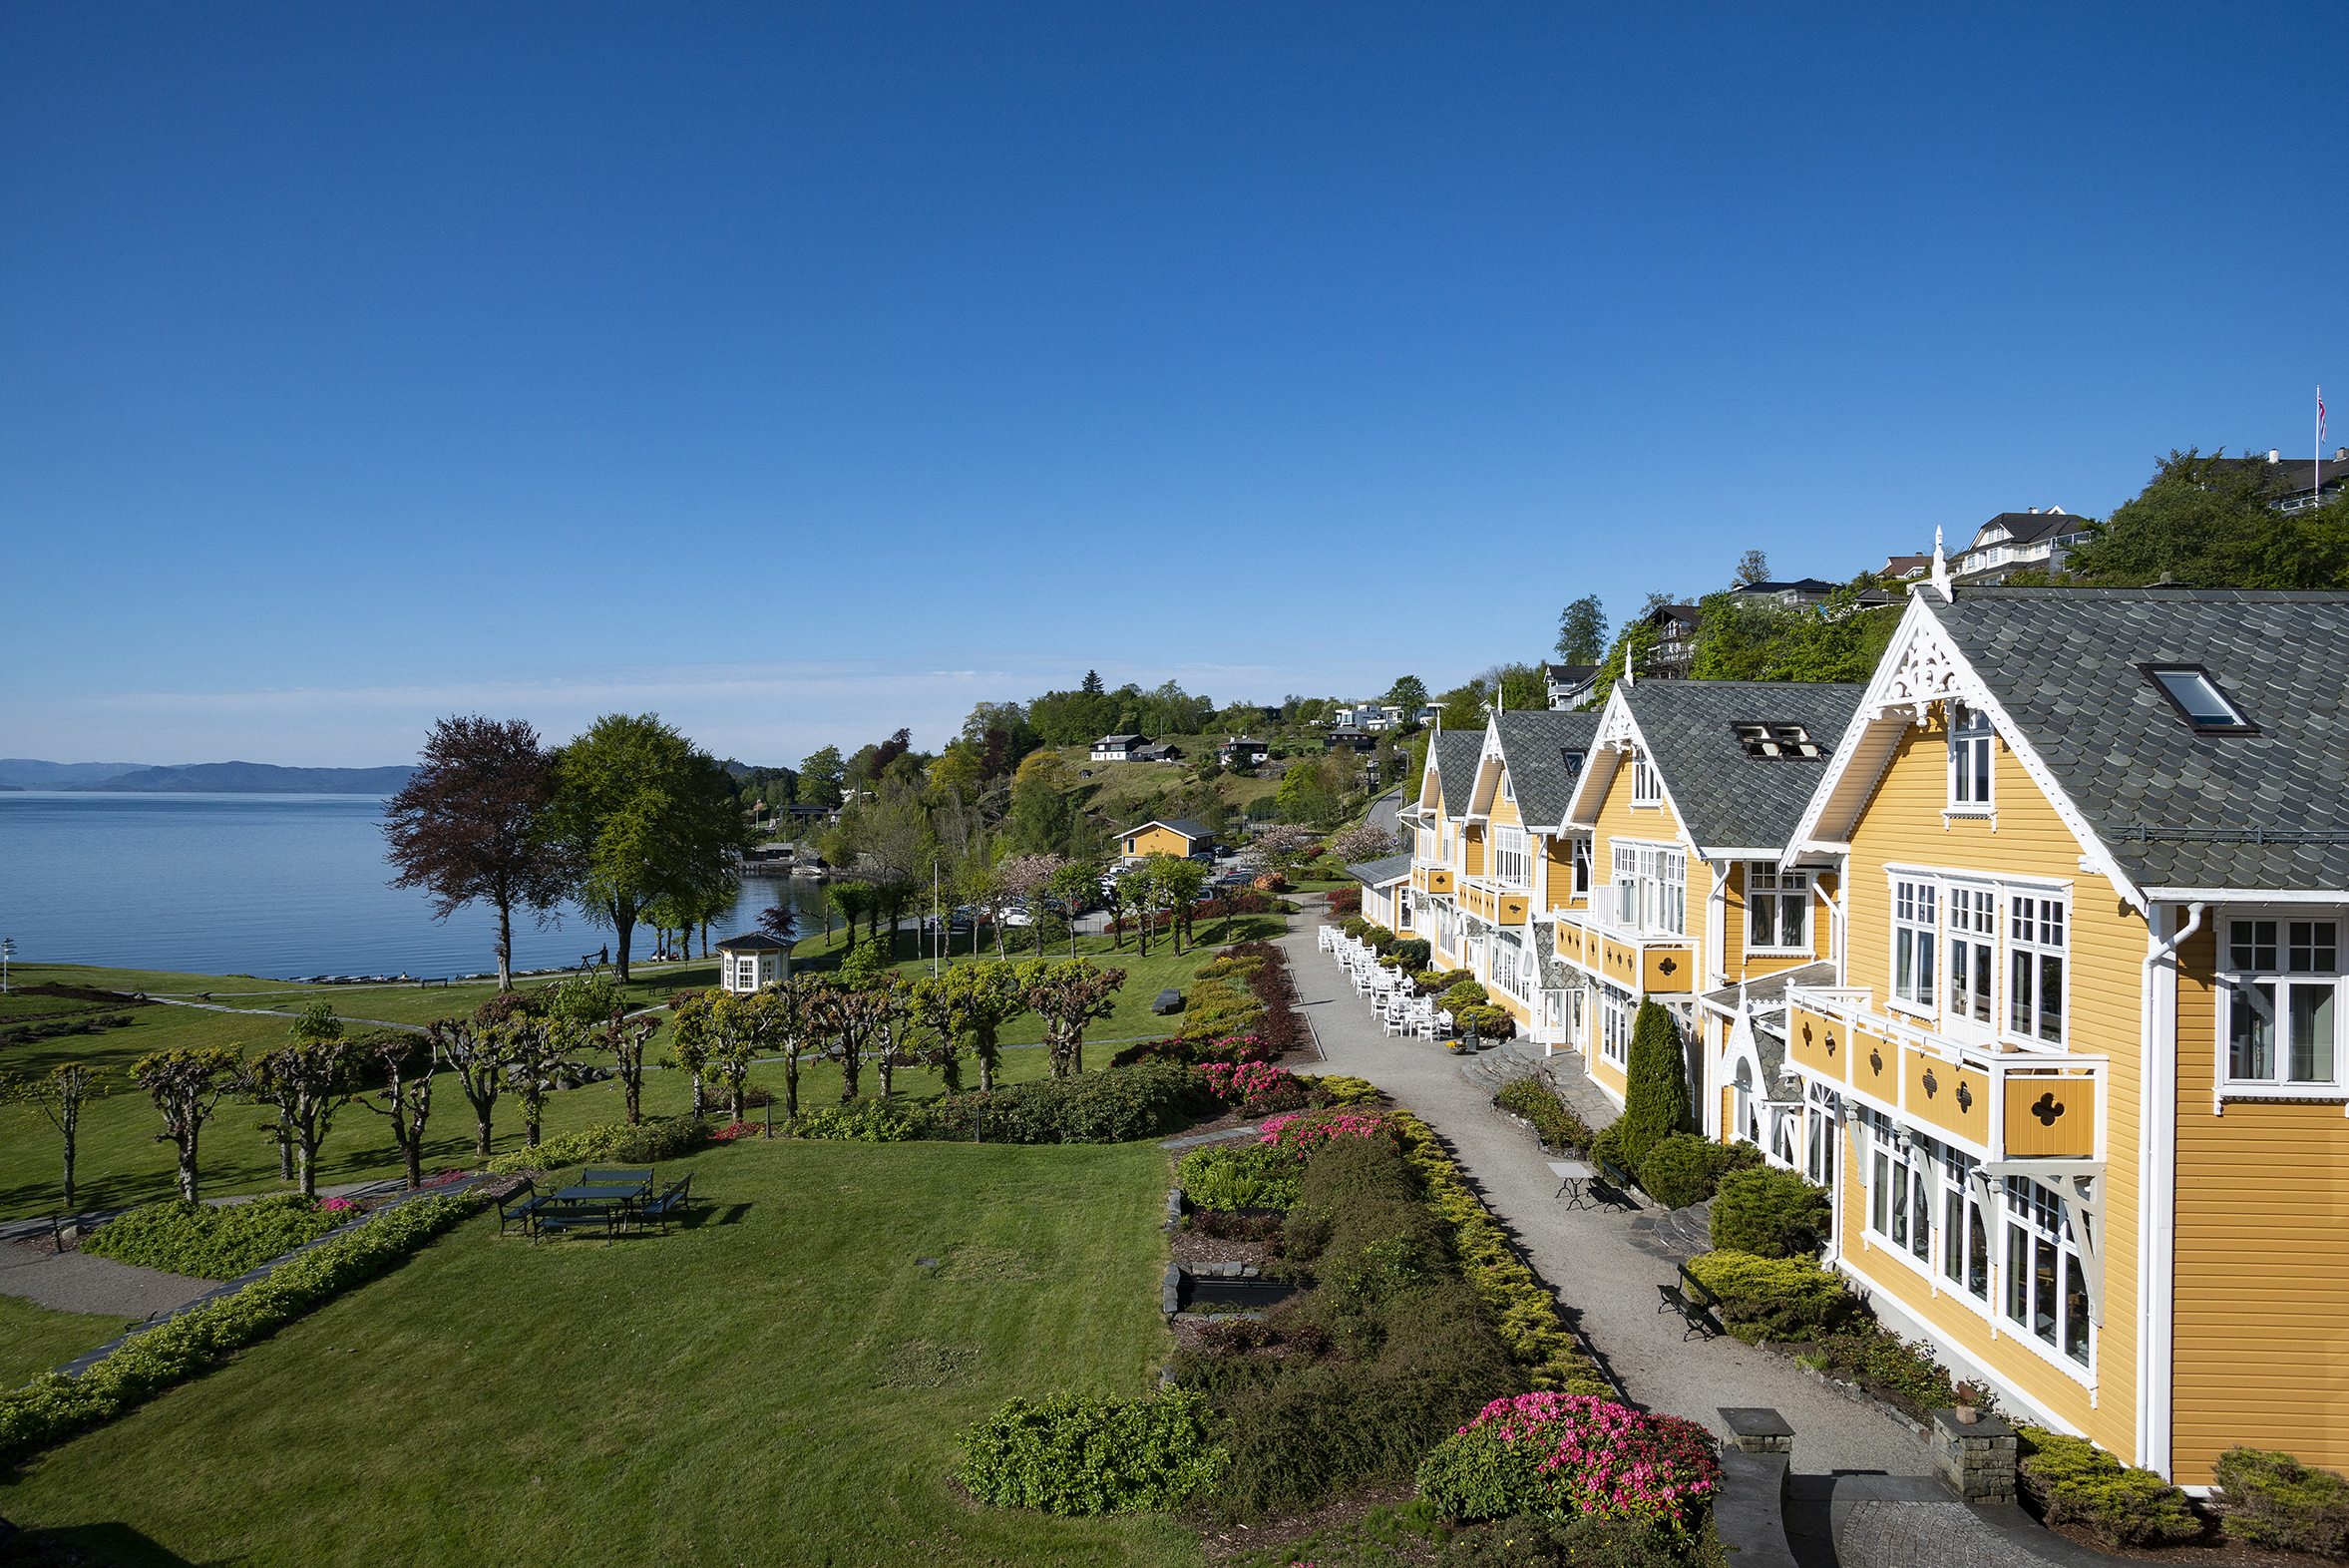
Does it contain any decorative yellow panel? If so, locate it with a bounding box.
[1499,894,1529,926]
[1788,1007,1845,1081]
[1424,870,1452,894]
[1643,947,1692,992]
[1600,938,1642,989]
[2004,1073,2097,1158]
[1904,1046,1989,1146]
[1851,1027,1896,1100]
[1556,921,1585,965]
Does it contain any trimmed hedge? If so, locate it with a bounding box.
[2017,1426,2201,1548]
[1635,1134,1760,1210]
[1708,1166,1831,1259]
[961,1388,1228,1514]
[0,1192,479,1463]
[2213,1445,2349,1556]
[1682,1251,1862,1343]
[484,1116,710,1174]
[917,1060,1217,1144]
[1495,1075,1594,1153]
[83,1194,350,1281]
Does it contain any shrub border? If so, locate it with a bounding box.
[1390,1108,1619,1399]
[1,1185,486,1466]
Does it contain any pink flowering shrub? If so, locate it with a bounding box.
[708,1121,762,1141]
[317,1197,361,1217]
[1257,1108,1402,1161]
[1200,1060,1287,1103]
[1414,1392,1720,1533]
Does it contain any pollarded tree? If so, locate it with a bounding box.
[813,974,904,1102]
[1144,856,1208,955]
[907,961,1027,1093]
[667,991,716,1119]
[244,1036,356,1197]
[131,1046,243,1202]
[428,1017,505,1159]
[598,1008,659,1125]
[545,713,750,982]
[354,1032,435,1191]
[1619,998,1690,1169]
[1017,958,1126,1077]
[3,1061,111,1212]
[382,715,571,993]
[257,999,342,1182]
[492,1016,590,1150]
[1045,861,1099,959]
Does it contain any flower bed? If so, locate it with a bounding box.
[1258,1107,1404,1160]
[1415,1391,1720,1534]
[0,1191,480,1465]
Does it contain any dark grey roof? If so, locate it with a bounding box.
[1431,730,1483,813]
[1545,662,1599,684]
[1964,512,2082,551]
[1624,680,1866,851]
[1926,588,2349,891]
[1093,733,1144,745]
[1700,960,1838,1011]
[715,932,788,951]
[1494,709,1602,828]
[1734,579,1838,594]
[1347,853,1413,887]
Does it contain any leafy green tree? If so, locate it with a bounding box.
[664,993,715,1119]
[1583,618,1658,710]
[245,1026,356,1197]
[1433,680,1487,731]
[1493,662,1546,712]
[1689,590,1794,681]
[1619,999,1690,1169]
[131,1045,243,1202]
[1733,548,1770,587]
[929,744,986,800]
[547,713,750,982]
[492,1016,588,1149]
[1276,758,1344,826]
[1010,753,1075,854]
[3,1061,110,1212]
[1382,675,1429,718]
[797,744,846,807]
[597,1009,659,1126]
[907,962,1027,1093]
[1555,595,1609,663]
[2066,448,2349,588]
[1046,861,1099,958]
[1017,958,1126,1076]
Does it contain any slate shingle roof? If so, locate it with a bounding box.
[1431,731,1483,814]
[1926,588,2349,892]
[1347,853,1413,887]
[1494,709,1602,828]
[1623,680,1866,851]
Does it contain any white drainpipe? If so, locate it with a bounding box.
[2136,900,2204,1477]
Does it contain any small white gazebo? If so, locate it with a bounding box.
[713,932,789,993]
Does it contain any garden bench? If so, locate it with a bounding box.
[1677,1262,1722,1316]
[497,1180,549,1238]
[1655,1282,1719,1340]
[533,1206,615,1244]
[1595,1154,1636,1195]
[635,1175,695,1234]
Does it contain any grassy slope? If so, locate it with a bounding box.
[1,1136,1200,1568]
[0,1295,136,1389]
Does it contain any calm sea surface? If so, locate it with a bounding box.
[0,792,827,980]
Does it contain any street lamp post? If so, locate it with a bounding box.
[1,937,13,992]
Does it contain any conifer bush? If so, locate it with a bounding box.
[1709,1166,1831,1259]
[1618,1000,1689,1168]
[2213,1445,2349,1556]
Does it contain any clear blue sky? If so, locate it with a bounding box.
[4,2,2342,768]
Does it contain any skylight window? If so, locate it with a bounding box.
[2139,664,2259,736]
[1733,723,1823,759]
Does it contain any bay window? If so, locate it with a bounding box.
[1494,826,1530,888]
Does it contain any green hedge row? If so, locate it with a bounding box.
[961,1388,1228,1514]
[793,1061,1215,1146]
[0,1191,480,1465]
[483,1116,710,1174]
[1494,1075,1593,1153]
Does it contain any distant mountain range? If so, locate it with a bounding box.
[0,759,415,794]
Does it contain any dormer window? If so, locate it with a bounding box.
[1630,755,1663,804]
[1733,723,1822,759]
[2140,664,2259,735]
[1562,749,1586,777]
[1500,772,1514,804]
[1950,704,1994,808]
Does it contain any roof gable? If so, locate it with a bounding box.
[1610,679,1864,853]
[1490,709,1601,829]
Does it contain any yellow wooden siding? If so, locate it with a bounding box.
[1590,1052,1627,1098]
[2003,1072,2097,1158]
[1125,825,1197,857]
[1463,826,1486,878]
[1545,837,1579,909]
[1841,707,2143,1458]
[1490,785,1522,828]
[1903,1045,1990,1145]
[2171,924,2349,1483]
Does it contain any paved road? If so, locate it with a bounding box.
[1284,917,1935,1480]
[1367,786,1404,841]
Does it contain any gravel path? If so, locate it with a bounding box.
[1283,917,1936,1479]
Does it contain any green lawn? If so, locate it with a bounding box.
[0,932,1278,1221]
[0,1295,136,1389]
[0,1135,1201,1568]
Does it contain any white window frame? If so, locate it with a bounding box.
[1864,1115,1934,1272]
[2216,911,2345,1100]
[1492,929,1533,1003]
[1944,882,1998,1042]
[1572,838,1593,897]
[1500,770,1514,804]
[1891,878,1939,1015]
[1494,826,1531,889]
[1598,982,1635,1068]
[1612,842,1686,937]
[1747,863,1812,954]
[2008,892,2069,1047]
[2001,1174,2095,1378]
[1948,703,1995,814]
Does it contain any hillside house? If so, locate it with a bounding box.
[1090,734,1145,763]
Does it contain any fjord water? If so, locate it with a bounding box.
[0,793,826,980]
